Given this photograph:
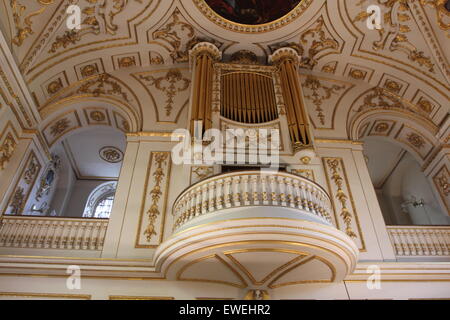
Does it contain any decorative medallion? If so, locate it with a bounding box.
[90,111,106,122]
[118,56,136,68]
[81,64,99,78]
[349,69,366,80]
[417,98,433,114]
[47,79,63,95]
[374,122,390,133]
[99,146,124,163]
[407,133,426,149]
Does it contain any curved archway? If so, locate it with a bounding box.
[363,136,449,226]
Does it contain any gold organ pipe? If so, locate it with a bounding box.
[271,50,312,149]
[220,72,278,124]
[190,44,220,137]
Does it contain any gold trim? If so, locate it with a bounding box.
[135,152,172,248]
[176,254,247,289]
[193,0,313,34]
[224,249,307,286]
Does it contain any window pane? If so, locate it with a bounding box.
[93,195,114,218]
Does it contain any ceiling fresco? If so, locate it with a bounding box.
[204,0,302,25]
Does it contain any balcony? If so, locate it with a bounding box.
[156,171,359,289]
[0,216,108,252]
[387,225,450,259]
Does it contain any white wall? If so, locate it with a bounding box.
[380,153,450,225]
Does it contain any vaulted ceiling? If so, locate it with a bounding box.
[0,0,448,143]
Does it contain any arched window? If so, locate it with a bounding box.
[92,194,115,218]
[83,182,117,218]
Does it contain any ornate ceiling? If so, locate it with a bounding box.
[0,0,448,160]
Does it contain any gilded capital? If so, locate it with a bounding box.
[189,42,222,66]
[268,47,301,66]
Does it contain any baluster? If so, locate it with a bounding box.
[201,184,209,214]
[0,219,9,246]
[261,175,269,205]
[92,222,101,250]
[242,175,250,206]
[397,229,410,256]
[189,190,196,221]
[422,229,434,256]
[99,222,108,249]
[216,180,224,209]
[391,229,403,256]
[285,178,294,208]
[16,220,28,247]
[438,229,450,255]
[232,176,241,206]
[269,176,278,205]
[1,219,14,246]
[7,219,21,246]
[224,177,232,208]
[405,229,417,255]
[300,182,309,211]
[292,180,301,209]
[208,181,216,212]
[62,221,71,249]
[414,228,428,255]
[413,228,423,255]
[195,187,202,217]
[24,220,37,248]
[251,175,259,205]
[56,221,65,249]
[78,224,87,250]
[429,229,441,256]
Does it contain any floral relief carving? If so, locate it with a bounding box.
[302,76,345,125]
[49,118,70,137]
[420,0,450,31]
[0,134,17,170]
[354,0,435,72]
[271,16,340,70]
[139,69,190,116]
[326,159,357,238]
[356,87,429,118]
[24,158,40,184]
[152,8,221,63]
[435,167,449,197]
[10,0,54,46]
[433,166,450,212]
[9,187,25,215]
[144,152,169,242]
[77,74,129,102]
[49,0,142,53]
